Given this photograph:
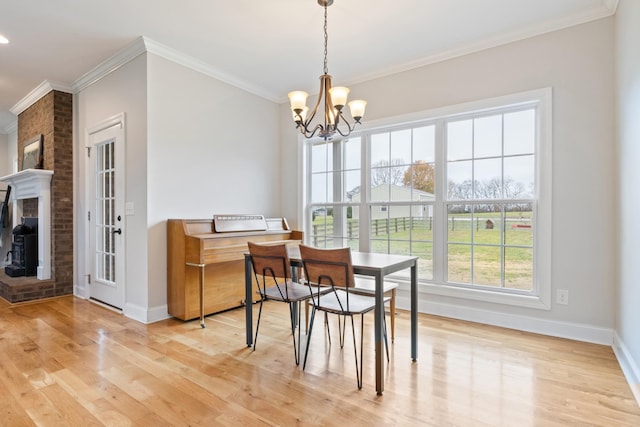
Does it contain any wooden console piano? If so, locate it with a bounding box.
[167,215,302,326]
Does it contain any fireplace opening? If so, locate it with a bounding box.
[5,217,38,277]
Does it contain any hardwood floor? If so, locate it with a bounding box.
[0,296,638,426]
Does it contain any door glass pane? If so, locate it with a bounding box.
[95,140,116,285]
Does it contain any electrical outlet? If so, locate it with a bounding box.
[556,289,569,305]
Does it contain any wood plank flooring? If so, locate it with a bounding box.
[0,296,638,426]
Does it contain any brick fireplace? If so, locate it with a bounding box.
[0,89,73,303]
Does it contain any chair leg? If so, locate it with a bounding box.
[305,300,310,334]
[253,297,264,352]
[350,314,362,389]
[383,310,390,362]
[303,306,317,370]
[324,311,331,346]
[338,314,347,349]
[288,302,301,365]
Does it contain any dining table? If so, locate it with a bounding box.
[244,246,418,395]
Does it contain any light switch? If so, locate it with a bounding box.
[125,202,135,216]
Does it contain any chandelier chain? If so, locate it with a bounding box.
[287,0,366,140]
[323,4,328,75]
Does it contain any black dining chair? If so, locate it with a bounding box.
[248,242,327,365]
[299,244,389,389]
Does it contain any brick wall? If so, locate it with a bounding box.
[16,90,74,298]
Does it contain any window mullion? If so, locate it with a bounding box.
[434,119,446,284]
[359,133,371,252]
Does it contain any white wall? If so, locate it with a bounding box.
[0,129,17,175]
[0,130,17,264]
[281,18,616,339]
[614,0,640,401]
[0,133,10,263]
[0,134,8,174]
[75,54,149,319]
[146,53,281,312]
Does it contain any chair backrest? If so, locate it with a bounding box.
[248,242,292,300]
[299,245,355,289]
[248,242,291,280]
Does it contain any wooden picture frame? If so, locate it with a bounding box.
[22,134,43,170]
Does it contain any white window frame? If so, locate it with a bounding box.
[301,88,552,310]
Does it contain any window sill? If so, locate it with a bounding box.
[393,279,551,310]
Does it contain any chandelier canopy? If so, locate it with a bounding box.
[288,0,366,140]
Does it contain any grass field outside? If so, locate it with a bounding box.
[311,212,533,290]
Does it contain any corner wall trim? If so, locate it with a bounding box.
[613,332,640,406]
[124,302,170,324]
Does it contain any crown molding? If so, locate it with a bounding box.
[72,37,147,93]
[603,0,619,14]
[10,80,73,116]
[336,1,619,97]
[71,36,279,102]
[142,37,279,102]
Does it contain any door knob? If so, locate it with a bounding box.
[112,228,122,235]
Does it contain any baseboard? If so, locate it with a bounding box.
[73,283,89,299]
[613,332,640,406]
[396,291,614,345]
[75,294,171,324]
[124,302,170,324]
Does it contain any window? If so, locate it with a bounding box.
[304,89,552,309]
[445,109,535,291]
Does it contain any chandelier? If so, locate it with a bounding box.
[288,0,366,140]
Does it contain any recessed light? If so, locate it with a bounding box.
[0,34,9,44]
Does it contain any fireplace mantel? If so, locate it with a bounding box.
[0,169,53,280]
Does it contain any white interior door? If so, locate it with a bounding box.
[87,114,125,309]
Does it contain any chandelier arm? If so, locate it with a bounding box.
[334,117,355,137]
[302,76,328,130]
[303,123,325,139]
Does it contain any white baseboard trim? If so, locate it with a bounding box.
[396,292,613,345]
[613,332,640,406]
[124,302,170,324]
[73,283,89,299]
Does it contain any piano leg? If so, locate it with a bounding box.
[199,264,205,328]
[186,262,206,328]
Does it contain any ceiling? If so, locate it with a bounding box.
[0,0,617,133]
